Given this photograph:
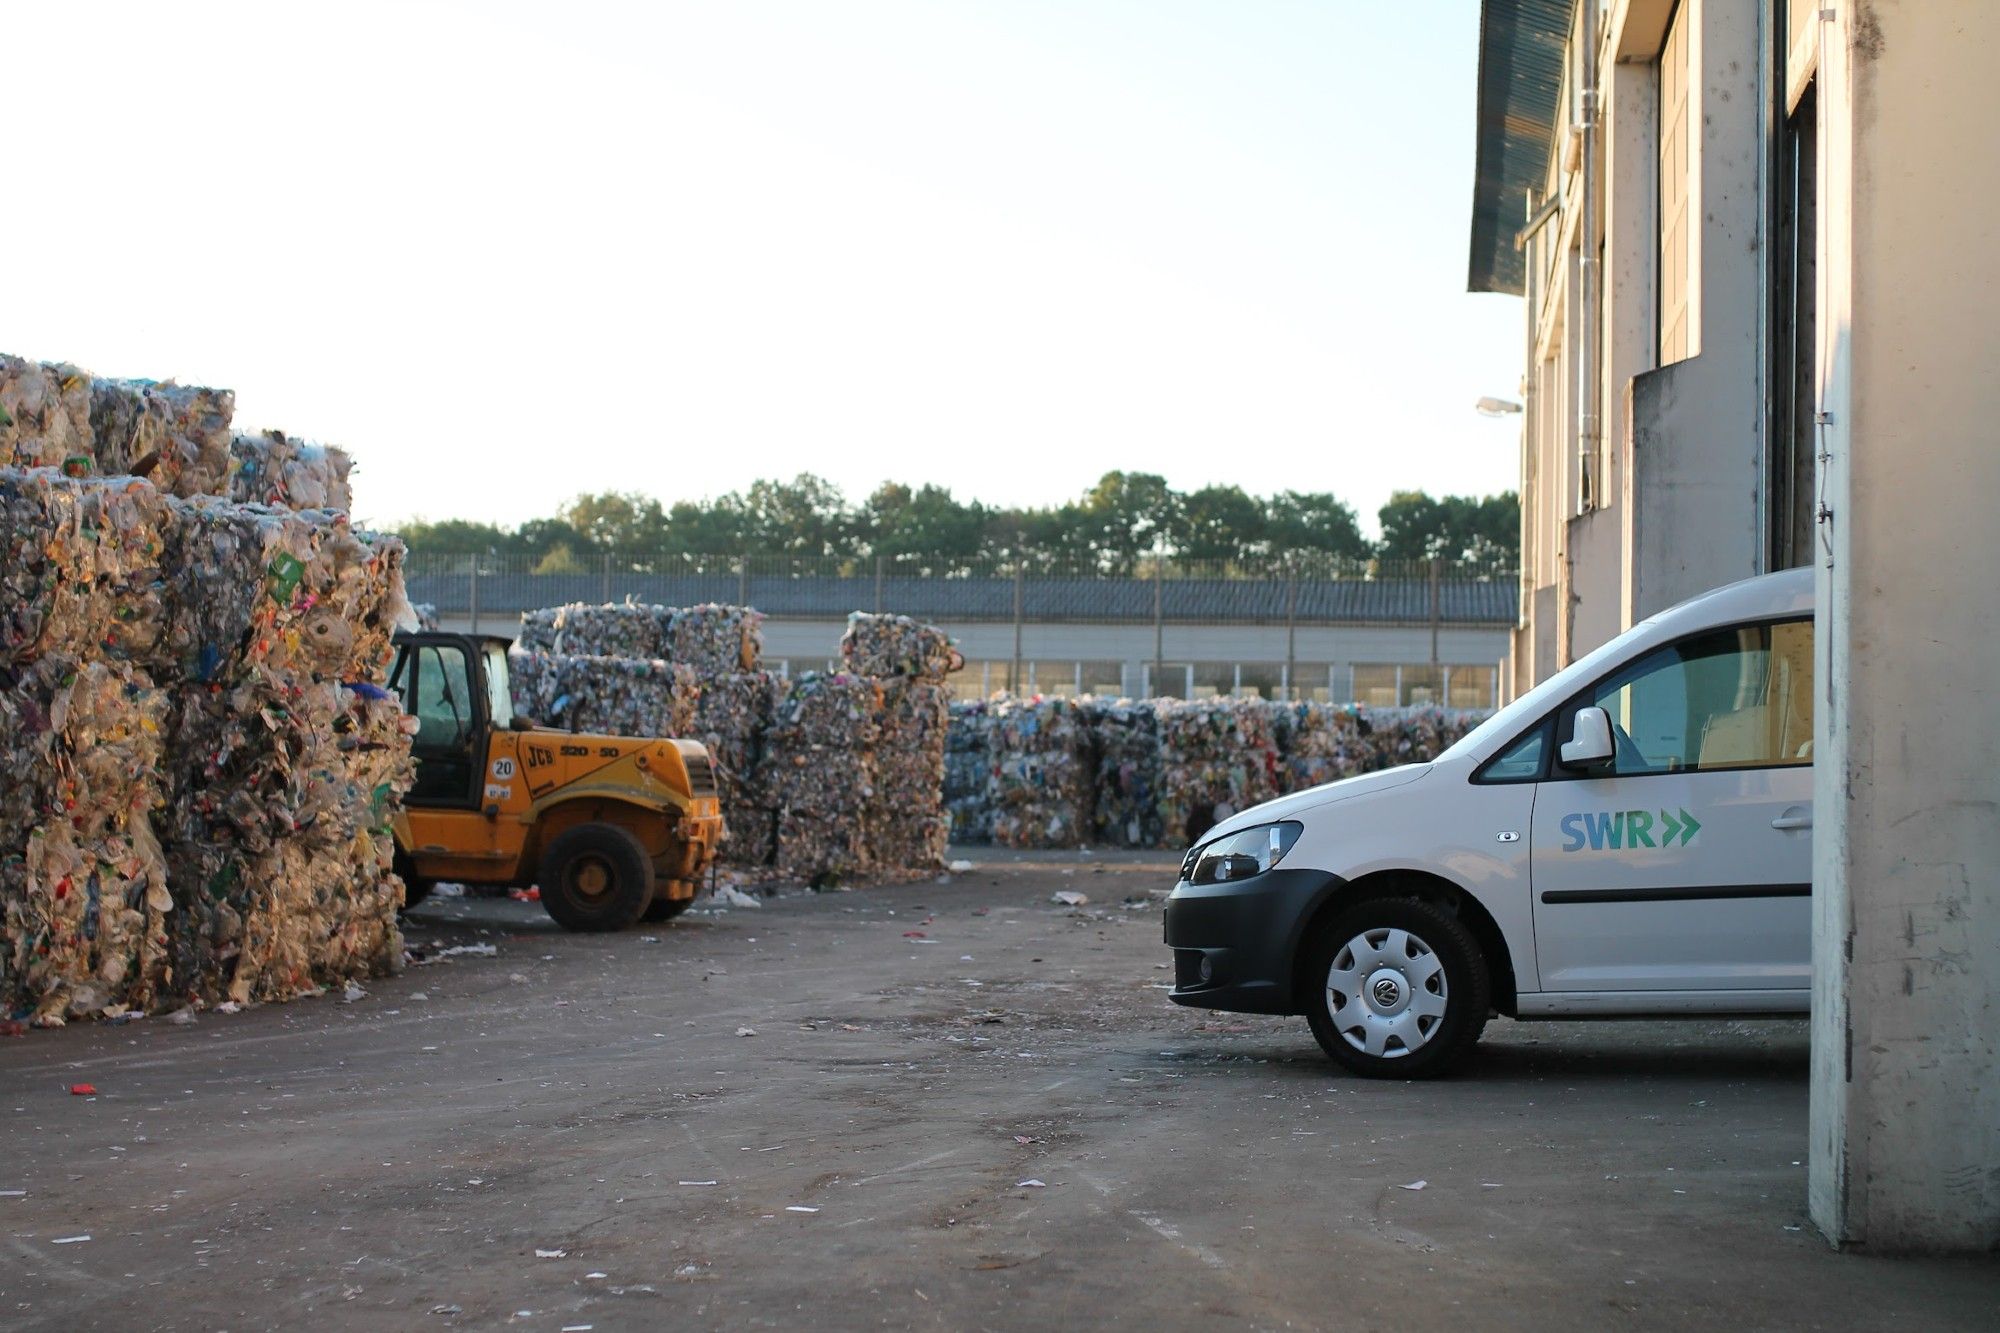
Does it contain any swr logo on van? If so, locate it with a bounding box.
[1560,808,1701,852]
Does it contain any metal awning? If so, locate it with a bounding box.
[1467,0,1574,295]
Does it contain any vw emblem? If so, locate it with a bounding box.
[1372,977,1402,1007]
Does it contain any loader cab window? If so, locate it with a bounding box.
[414,645,475,751]
[404,642,481,805]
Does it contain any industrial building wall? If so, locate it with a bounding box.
[1809,0,2000,1251]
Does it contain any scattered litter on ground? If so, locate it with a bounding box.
[67,1084,96,1096]
[1016,1179,1047,1189]
[785,1206,820,1214]
[736,1026,758,1037]
[1051,891,1089,907]
[52,1234,91,1244]
[1396,1180,1428,1191]
[535,1247,567,1259]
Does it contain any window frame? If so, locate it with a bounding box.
[1544,615,1816,783]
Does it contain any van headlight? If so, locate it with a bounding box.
[1187,821,1303,885]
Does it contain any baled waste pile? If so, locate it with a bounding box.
[1271,701,1371,793]
[690,670,786,868]
[944,701,994,843]
[986,696,1093,849]
[1087,698,1166,848]
[0,656,173,1021]
[1,461,415,1022]
[88,379,235,499]
[227,430,354,512]
[940,698,1493,849]
[667,603,764,676]
[839,612,955,680]
[1156,699,1281,844]
[764,672,882,883]
[864,678,952,879]
[509,650,699,738]
[1,355,93,470]
[517,601,668,659]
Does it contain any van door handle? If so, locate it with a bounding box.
[1770,812,1813,831]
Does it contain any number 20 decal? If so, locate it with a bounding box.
[491,758,517,780]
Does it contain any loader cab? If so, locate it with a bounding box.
[388,632,518,808]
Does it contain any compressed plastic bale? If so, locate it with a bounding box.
[0,469,171,669]
[159,682,414,1005]
[764,672,882,881]
[862,679,950,877]
[985,696,1092,849]
[944,701,994,842]
[690,670,785,867]
[1087,698,1169,848]
[1273,701,1375,791]
[666,603,763,675]
[506,650,698,737]
[0,658,173,1023]
[551,602,669,659]
[0,356,93,471]
[839,612,954,681]
[88,378,235,498]
[226,430,354,512]
[158,499,409,687]
[1156,698,1280,845]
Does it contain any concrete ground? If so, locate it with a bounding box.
[1,852,1994,1331]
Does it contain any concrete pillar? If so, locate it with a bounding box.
[1810,0,2000,1251]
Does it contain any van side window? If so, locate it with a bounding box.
[1477,724,1548,783]
[1582,618,1814,775]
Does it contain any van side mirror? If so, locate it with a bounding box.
[1560,706,1616,769]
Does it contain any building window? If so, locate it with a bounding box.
[1770,33,1818,570]
[1658,0,1693,365]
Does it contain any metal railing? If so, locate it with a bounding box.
[405,552,1520,629]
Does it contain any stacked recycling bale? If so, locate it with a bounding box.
[153,499,414,1007]
[0,459,415,1021]
[690,669,786,868]
[227,429,354,512]
[2,350,417,1021]
[839,612,955,679]
[944,700,994,843]
[1272,701,1371,793]
[842,614,953,880]
[1,356,93,469]
[509,650,699,738]
[987,697,1093,848]
[667,603,764,674]
[1087,698,1169,848]
[1155,698,1280,845]
[764,672,883,883]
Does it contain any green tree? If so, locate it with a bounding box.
[1077,471,1178,573]
[395,517,519,555]
[1263,491,1371,563]
[1172,484,1266,563]
[1377,490,1521,566]
[742,474,853,556]
[860,483,987,565]
[560,491,669,550]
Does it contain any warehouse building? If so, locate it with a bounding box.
[410,560,1515,706]
[1471,0,1997,1252]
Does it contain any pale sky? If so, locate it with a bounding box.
[6,0,1523,534]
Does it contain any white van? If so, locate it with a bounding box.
[1164,567,1815,1077]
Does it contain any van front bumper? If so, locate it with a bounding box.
[1162,868,1343,1016]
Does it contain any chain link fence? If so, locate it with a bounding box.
[405,552,1520,628]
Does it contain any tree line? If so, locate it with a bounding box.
[395,472,1518,575]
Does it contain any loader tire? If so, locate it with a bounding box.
[539,823,656,933]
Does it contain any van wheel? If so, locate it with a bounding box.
[1304,897,1489,1079]
[539,824,656,932]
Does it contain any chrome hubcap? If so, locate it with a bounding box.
[1326,927,1448,1058]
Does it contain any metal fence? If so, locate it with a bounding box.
[405,552,1520,629]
